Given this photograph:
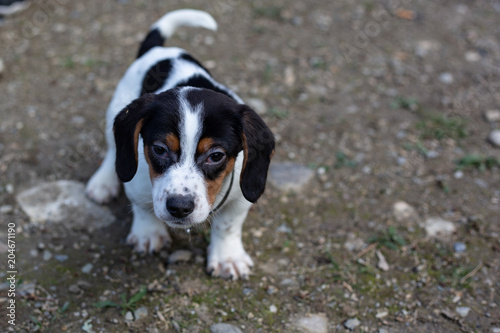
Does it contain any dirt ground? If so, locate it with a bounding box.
[1,0,499,332]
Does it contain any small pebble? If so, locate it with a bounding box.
[344,318,361,331]
[54,254,69,262]
[295,313,328,333]
[81,263,93,274]
[465,51,480,62]
[455,306,470,317]
[488,130,500,147]
[168,250,193,265]
[68,284,81,294]
[453,242,466,253]
[267,286,277,295]
[124,311,134,322]
[246,98,267,115]
[454,170,464,179]
[376,250,390,272]
[439,72,454,84]
[0,205,13,214]
[424,218,456,238]
[485,110,500,123]
[242,287,253,296]
[378,329,389,333]
[134,306,148,320]
[210,323,243,333]
[43,250,52,261]
[269,305,277,313]
[29,249,38,257]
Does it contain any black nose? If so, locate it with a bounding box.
[166,195,195,218]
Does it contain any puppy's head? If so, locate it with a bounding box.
[113,87,275,228]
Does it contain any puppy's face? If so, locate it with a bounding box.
[113,88,274,228]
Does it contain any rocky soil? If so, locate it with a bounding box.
[0,1,499,332]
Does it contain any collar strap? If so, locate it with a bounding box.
[209,170,235,216]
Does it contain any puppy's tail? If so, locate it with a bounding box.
[137,9,217,58]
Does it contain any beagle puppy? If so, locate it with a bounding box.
[85,9,275,280]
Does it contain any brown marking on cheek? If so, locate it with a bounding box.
[166,133,180,153]
[143,144,160,181]
[240,132,249,183]
[197,137,214,155]
[133,119,144,165]
[206,158,236,205]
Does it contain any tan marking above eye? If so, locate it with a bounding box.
[197,137,215,155]
[166,133,180,152]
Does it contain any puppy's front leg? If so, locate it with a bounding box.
[207,202,254,280]
[127,204,172,254]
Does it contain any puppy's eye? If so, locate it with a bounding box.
[206,151,226,165]
[152,145,168,158]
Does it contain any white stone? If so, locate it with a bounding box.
[439,72,454,84]
[16,180,115,229]
[246,98,267,115]
[134,306,148,320]
[210,323,243,333]
[124,311,134,322]
[455,306,470,317]
[81,263,93,274]
[376,250,390,272]
[343,318,361,331]
[415,40,440,57]
[485,110,500,122]
[168,250,193,265]
[393,201,419,222]
[488,130,500,147]
[269,305,277,313]
[424,218,456,238]
[295,313,328,333]
[465,51,480,62]
[269,163,314,192]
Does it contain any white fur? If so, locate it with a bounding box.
[86,10,257,279]
[152,9,217,38]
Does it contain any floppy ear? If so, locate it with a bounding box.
[113,93,156,182]
[239,105,275,203]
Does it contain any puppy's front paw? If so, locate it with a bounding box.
[207,243,254,280]
[86,172,120,204]
[126,228,171,254]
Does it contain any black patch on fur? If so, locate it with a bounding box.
[114,93,157,182]
[238,105,275,203]
[179,53,211,74]
[177,75,235,100]
[137,28,165,58]
[186,88,275,198]
[140,59,173,95]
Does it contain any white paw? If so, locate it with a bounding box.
[126,225,171,254]
[85,171,120,204]
[207,242,254,280]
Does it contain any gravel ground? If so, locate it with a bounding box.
[0,1,499,332]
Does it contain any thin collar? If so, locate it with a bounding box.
[209,170,234,216]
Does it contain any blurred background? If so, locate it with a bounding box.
[0,1,499,332]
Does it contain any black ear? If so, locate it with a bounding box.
[239,105,275,203]
[113,93,156,182]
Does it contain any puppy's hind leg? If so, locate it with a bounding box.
[86,120,120,204]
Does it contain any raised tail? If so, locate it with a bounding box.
[137,9,218,58]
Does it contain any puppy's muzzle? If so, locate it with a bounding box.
[166,195,195,218]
